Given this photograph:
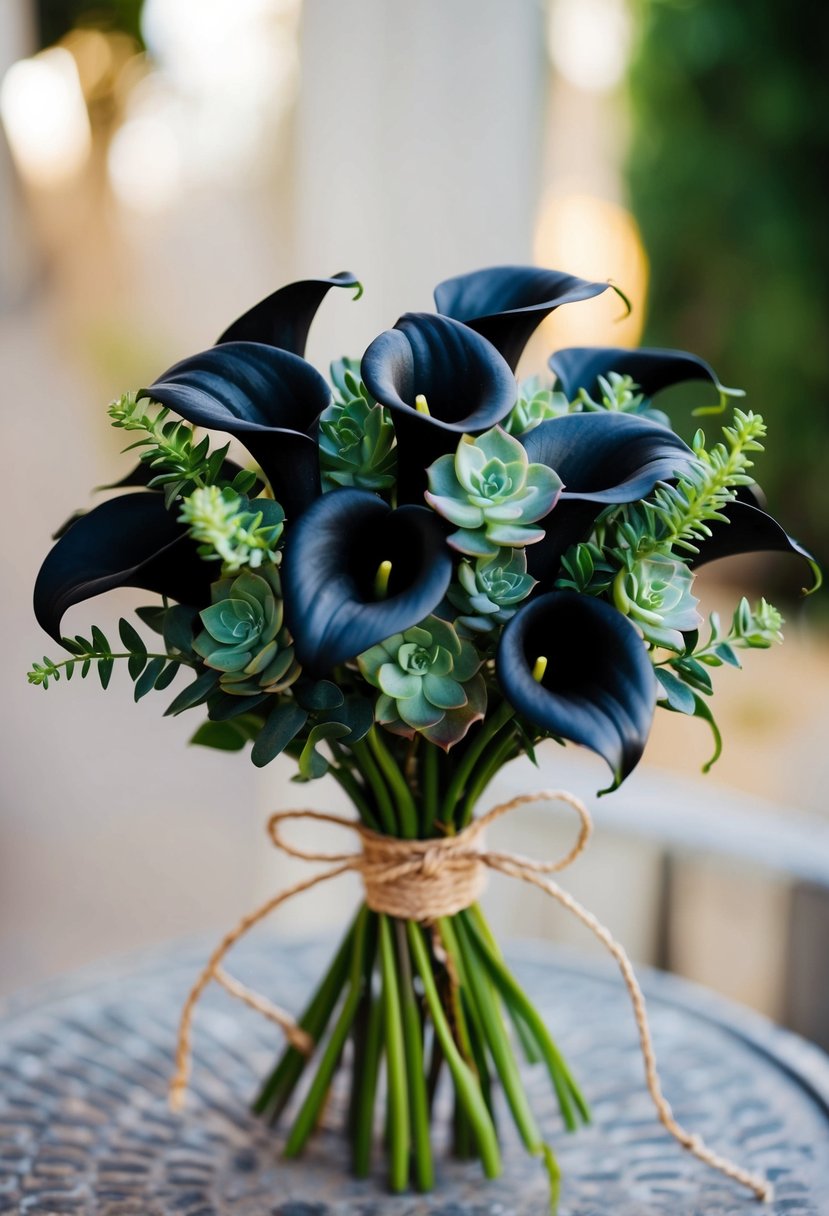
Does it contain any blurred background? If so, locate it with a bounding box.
[2,0,828,1046]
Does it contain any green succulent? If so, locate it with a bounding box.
[193,565,300,695]
[319,395,397,492]
[179,486,284,572]
[613,554,701,651]
[503,377,570,435]
[448,548,537,634]
[357,616,485,749]
[576,373,670,428]
[425,426,562,557]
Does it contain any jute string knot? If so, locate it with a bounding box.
[170,789,772,1203]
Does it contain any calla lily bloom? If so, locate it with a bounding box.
[692,487,821,591]
[519,412,698,582]
[33,492,211,643]
[141,342,332,519]
[217,272,361,354]
[361,312,517,500]
[549,345,725,403]
[281,488,453,673]
[496,591,659,788]
[434,265,611,372]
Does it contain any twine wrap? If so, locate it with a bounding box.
[170,790,772,1204]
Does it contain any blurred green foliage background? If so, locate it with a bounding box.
[626,0,829,577]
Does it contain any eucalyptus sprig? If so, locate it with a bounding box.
[27,620,192,699]
[108,392,231,506]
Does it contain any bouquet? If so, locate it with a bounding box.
[30,266,818,1204]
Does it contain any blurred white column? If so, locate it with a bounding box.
[0,0,37,308]
[293,0,547,362]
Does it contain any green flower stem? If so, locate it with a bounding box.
[441,700,515,827]
[327,756,379,832]
[350,739,398,835]
[465,905,540,1065]
[394,919,434,1191]
[436,917,493,1120]
[420,743,440,838]
[367,727,418,838]
[453,915,545,1156]
[379,915,410,1192]
[351,988,384,1178]
[407,921,502,1179]
[462,909,590,1129]
[460,729,519,828]
[284,907,371,1157]
[254,915,357,1120]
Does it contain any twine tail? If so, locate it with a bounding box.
[487,855,773,1204]
[169,861,353,1112]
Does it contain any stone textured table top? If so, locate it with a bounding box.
[1,937,828,1215]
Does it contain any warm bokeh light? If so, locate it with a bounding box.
[108,111,183,213]
[533,190,648,350]
[547,0,632,93]
[0,47,92,188]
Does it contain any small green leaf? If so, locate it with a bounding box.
[298,721,351,780]
[164,669,220,716]
[91,625,111,656]
[128,651,148,681]
[134,656,166,701]
[97,656,114,689]
[207,690,271,721]
[136,605,166,634]
[81,658,91,678]
[118,618,147,655]
[294,679,345,711]
[251,702,307,768]
[162,604,196,655]
[153,661,179,691]
[692,694,723,773]
[655,667,696,715]
[190,720,249,752]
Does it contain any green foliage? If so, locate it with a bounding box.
[179,486,285,571]
[615,409,767,559]
[27,620,192,698]
[108,391,232,506]
[448,548,536,634]
[425,427,562,557]
[319,396,397,492]
[193,565,300,696]
[503,378,570,436]
[575,373,670,428]
[626,0,829,574]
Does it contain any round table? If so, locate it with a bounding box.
[1,937,827,1215]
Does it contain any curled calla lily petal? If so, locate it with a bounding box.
[282,489,453,672]
[496,591,658,788]
[217,272,361,355]
[434,265,611,371]
[549,345,723,403]
[361,312,517,500]
[692,487,821,592]
[34,492,212,643]
[140,342,332,518]
[520,412,697,582]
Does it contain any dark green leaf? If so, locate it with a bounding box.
[165,669,220,716]
[91,625,111,655]
[162,604,197,655]
[136,605,166,634]
[294,679,345,711]
[128,651,148,681]
[190,720,249,752]
[298,722,351,780]
[80,658,91,678]
[318,695,374,744]
[208,690,271,721]
[675,657,713,695]
[692,694,723,773]
[118,618,147,655]
[134,656,166,701]
[153,661,180,691]
[655,667,696,715]
[97,656,114,689]
[251,702,308,768]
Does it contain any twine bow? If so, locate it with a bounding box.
[170,790,772,1203]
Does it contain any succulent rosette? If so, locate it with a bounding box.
[29,263,820,1200]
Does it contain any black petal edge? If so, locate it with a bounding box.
[549,345,724,403]
[693,490,822,594]
[217,272,361,356]
[434,265,610,371]
[34,492,212,643]
[496,591,658,790]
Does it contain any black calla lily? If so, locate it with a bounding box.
[217,272,361,355]
[282,489,453,673]
[497,591,658,788]
[33,492,211,643]
[140,342,332,518]
[692,487,821,591]
[549,345,723,402]
[520,412,697,582]
[434,265,611,372]
[361,312,517,501]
